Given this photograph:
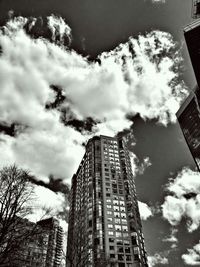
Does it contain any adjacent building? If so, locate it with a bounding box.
[176,7,200,171]
[4,217,64,267]
[176,86,200,171]
[67,135,148,267]
[184,19,200,87]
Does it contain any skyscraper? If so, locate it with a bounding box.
[184,19,200,86]
[67,135,148,267]
[176,9,200,171]
[176,87,200,171]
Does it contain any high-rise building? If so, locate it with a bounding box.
[176,86,200,171]
[66,135,148,267]
[4,217,64,267]
[37,218,64,267]
[184,19,200,86]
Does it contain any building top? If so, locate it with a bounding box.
[184,18,200,32]
[176,86,199,118]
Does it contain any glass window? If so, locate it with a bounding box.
[122,226,128,231]
[115,225,121,231]
[114,212,120,217]
[108,224,113,229]
[116,232,122,237]
[108,231,114,236]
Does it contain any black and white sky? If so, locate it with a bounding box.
[0,0,200,266]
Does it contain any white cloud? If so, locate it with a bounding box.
[151,0,166,3]
[162,168,200,232]
[26,185,66,222]
[148,253,168,267]
[163,228,178,249]
[138,201,153,220]
[47,15,71,44]
[0,16,188,183]
[182,242,200,266]
[130,153,152,177]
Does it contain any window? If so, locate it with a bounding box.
[115,225,121,231]
[107,211,112,215]
[121,213,126,218]
[109,246,114,250]
[122,226,128,231]
[107,205,112,209]
[108,231,114,236]
[108,224,113,229]
[116,232,122,237]
[106,199,111,203]
[115,218,120,224]
[109,238,114,243]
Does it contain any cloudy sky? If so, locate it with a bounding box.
[0,0,199,266]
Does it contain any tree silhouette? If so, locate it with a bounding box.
[0,165,36,265]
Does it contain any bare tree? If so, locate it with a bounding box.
[0,165,36,265]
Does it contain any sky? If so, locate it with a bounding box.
[0,0,200,266]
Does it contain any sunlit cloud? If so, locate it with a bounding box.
[162,168,200,232]
[0,16,188,183]
[182,242,200,266]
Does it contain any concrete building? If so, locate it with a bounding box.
[4,217,64,267]
[67,135,148,267]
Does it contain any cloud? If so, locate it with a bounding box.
[47,15,71,44]
[163,228,178,249]
[162,168,200,232]
[138,201,153,220]
[26,184,67,222]
[130,153,152,176]
[182,242,200,266]
[0,16,188,182]
[151,0,166,3]
[148,253,168,267]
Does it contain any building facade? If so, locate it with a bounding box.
[184,19,200,87]
[176,87,200,171]
[67,135,148,267]
[3,217,64,267]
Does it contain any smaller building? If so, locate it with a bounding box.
[2,217,64,267]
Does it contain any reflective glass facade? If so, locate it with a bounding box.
[66,135,148,267]
[177,87,200,171]
[184,19,200,87]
